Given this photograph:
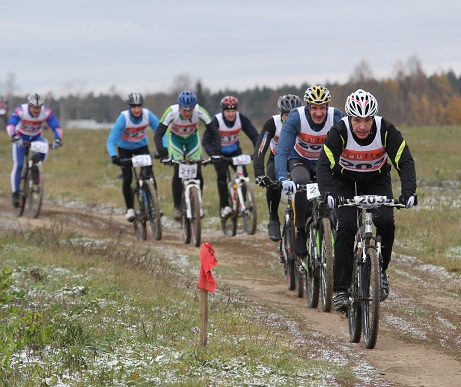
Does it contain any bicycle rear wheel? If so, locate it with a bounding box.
[144,180,162,241]
[133,186,147,241]
[241,182,257,235]
[189,187,201,247]
[362,247,380,349]
[305,224,319,308]
[319,218,334,312]
[29,162,44,219]
[284,220,296,291]
[348,252,362,343]
[295,255,304,298]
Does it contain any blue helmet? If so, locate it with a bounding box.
[177,91,197,110]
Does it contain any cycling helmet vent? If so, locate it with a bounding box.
[277,94,303,114]
[177,91,197,110]
[304,85,331,105]
[27,92,44,107]
[345,89,379,117]
[220,96,239,110]
[127,91,144,105]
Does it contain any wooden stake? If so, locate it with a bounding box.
[199,289,208,346]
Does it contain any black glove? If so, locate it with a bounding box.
[398,194,418,208]
[158,149,168,159]
[255,176,271,187]
[111,156,121,166]
[12,134,23,147]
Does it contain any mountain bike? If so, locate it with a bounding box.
[119,154,162,241]
[338,195,404,349]
[15,141,50,218]
[303,184,336,312]
[220,154,257,237]
[166,157,212,247]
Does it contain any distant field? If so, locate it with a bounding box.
[1,125,460,273]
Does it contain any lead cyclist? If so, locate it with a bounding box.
[316,89,417,312]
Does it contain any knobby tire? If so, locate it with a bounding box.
[29,162,44,219]
[145,180,162,241]
[284,220,296,291]
[221,183,237,237]
[306,224,319,308]
[132,186,147,241]
[348,251,362,343]
[320,218,334,312]
[189,187,201,247]
[241,182,257,235]
[181,196,191,244]
[362,247,380,349]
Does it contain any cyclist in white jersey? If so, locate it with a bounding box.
[106,92,161,222]
[275,86,344,256]
[6,93,63,208]
[253,94,303,242]
[316,89,417,311]
[202,96,259,218]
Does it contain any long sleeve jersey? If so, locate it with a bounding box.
[106,108,160,157]
[202,111,258,156]
[274,105,344,180]
[253,115,280,177]
[316,116,417,196]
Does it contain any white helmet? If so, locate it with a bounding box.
[126,91,144,105]
[27,92,44,107]
[345,89,378,117]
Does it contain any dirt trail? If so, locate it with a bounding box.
[1,197,460,386]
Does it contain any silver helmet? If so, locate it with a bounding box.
[277,94,303,114]
[27,92,44,107]
[126,91,144,105]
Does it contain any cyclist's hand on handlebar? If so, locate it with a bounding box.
[12,134,23,147]
[281,179,296,193]
[398,194,417,208]
[52,138,62,149]
[255,176,271,187]
[111,156,121,166]
[161,157,172,165]
[327,195,336,209]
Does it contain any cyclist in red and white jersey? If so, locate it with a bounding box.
[6,93,62,208]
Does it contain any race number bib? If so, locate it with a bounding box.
[232,155,251,166]
[353,195,387,208]
[30,141,49,154]
[132,155,152,167]
[178,163,197,179]
[305,183,321,200]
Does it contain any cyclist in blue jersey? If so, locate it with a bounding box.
[107,92,161,222]
[253,94,303,241]
[202,96,259,218]
[275,86,344,256]
[154,91,221,221]
[6,92,63,208]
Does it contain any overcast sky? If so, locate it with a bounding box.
[2,0,460,98]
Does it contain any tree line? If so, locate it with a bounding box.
[4,58,461,128]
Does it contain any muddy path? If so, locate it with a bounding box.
[1,196,460,386]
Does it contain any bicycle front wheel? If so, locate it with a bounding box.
[181,198,191,244]
[15,164,29,217]
[133,186,147,241]
[29,162,44,219]
[305,224,319,308]
[144,180,162,241]
[362,247,381,349]
[348,252,362,343]
[295,255,304,298]
[283,220,296,291]
[189,187,202,247]
[319,218,334,312]
[241,182,257,235]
